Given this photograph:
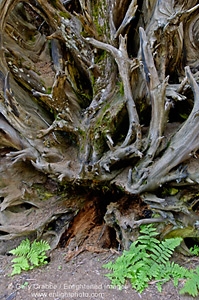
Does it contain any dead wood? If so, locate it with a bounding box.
[0,0,199,250]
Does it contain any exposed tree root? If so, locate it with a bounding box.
[0,0,199,250]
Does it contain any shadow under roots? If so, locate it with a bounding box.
[59,189,122,251]
[58,188,153,252]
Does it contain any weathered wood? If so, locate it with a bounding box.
[0,0,199,250]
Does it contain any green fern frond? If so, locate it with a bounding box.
[30,240,51,254]
[190,245,199,256]
[150,238,182,264]
[103,242,150,288]
[103,224,184,293]
[104,267,127,287]
[11,256,29,275]
[9,239,30,256]
[11,265,22,276]
[103,224,199,297]
[147,261,162,279]
[38,253,48,264]
[27,250,39,266]
[167,261,190,276]
[9,238,50,276]
[131,269,150,293]
[139,224,159,237]
[138,236,160,251]
[138,224,160,251]
[179,267,199,297]
[103,243,148,272]
[27,240,50,266]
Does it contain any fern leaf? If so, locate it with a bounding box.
[11,256,29,269]
[9,239,30,256]
[9,238,50,276]
[138,237,160,251]
[27,240,50,266]
[190,245,199,256]
[103,224,188,296]
[28,250,39,266]
[103,241,149,289]
[30,240,50,255]
[131,269,149,293]
[103,243,147,271]
[39,240,51,251]
[11,256,29,275]
[103,261,113,270]
[150,238,182,265]
[170,262,190,288]
[104,266,127,287]
[179,276,198,297]
[179,267,199,297]
[152,261,191,292]
[139,224,159,237]
[163,238,182,251]
[156,280,167,292]
[11,265,22,276]
[38,253,48,264]
[147,261,162,279]
[138,236,159,244]
[138,225,161,252]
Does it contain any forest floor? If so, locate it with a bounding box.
[0,245,198,300]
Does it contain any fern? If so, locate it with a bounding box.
[10,256,30,275]
[149,238,182,265]
[131,268,150,292]
[9,239,50,276]
[137,225,158,253]
[190,245,199,256]
[179,267,199,297]
[103,224,199,296]
[9,239,30,257]
[104,242,149,288]
[129,237,183,293]
[146,261,190,292]
[27,240,50,266]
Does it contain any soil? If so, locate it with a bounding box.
[0,246,198,300]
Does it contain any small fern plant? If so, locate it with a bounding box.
[9,238,50,276]
[190,245,199,256]
[103,224,199,297]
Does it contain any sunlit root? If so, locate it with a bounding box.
[6,147,39,163]
[31,159,75,182]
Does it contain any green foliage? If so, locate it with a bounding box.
[103,224,199,297]
[9,239,50,276]
[9,238,31,257]
[190,245,199,256]
[179,267,199,297]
